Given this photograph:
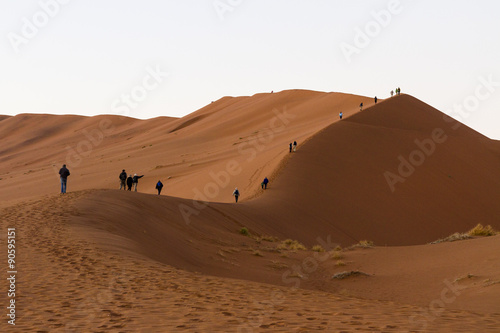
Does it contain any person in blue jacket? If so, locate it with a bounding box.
[261,177,269,189]
[156,180,164,195]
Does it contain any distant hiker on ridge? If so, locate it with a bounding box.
[293,141,297,152]
[119,169,127,190]
[156,180,164,195]
[289,143,292,153]
[59,164,70,194]
[261,177,269,190]
[126,174,133,191]
[390,90,394,97]
[232,187,240,203]
[339,112,343,119]
[359,102,363,111]
[374,96,378,104]
[132,173,144,192]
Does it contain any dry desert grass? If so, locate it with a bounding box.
[277,239,307,251]
[468,223,498,236]
[311,244,325,252]
[432,224,499,244]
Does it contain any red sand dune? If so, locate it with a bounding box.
[0,90,375,206]
[246,95,500,246]
[1,90,500,332]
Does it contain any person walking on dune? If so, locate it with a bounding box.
[359,102,363,111]
[233,187,240,203]
[374,96,378,104]
[132,173,144,192]
[390,90,394,97]
[339,112,343,120]
[261,177,269,190]
[59,164,70,194]
[119,169,127,190]
[156,180,164,195]
[126,174,133,191]
[293,141,297,152]
[289,143,292,153]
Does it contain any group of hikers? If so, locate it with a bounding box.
[58,165,164,195]
[231,139,296,202]
[58,134,300,201]
[119,170,165,194]
[232,137,300,202]
[58,163,262,202]
[58,88,402,200]
[391,87,401,97]
[58,87,405,199]
[358,96,376,112]
[58,88,406,199]
[232,139,298,203]
[355,89,401,114]
[118,170,146,192]
[231,176,268,203]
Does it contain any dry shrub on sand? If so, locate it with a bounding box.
[253,235,278,243]
[311,245,325,252]
[432,224,498,244]
[277,239,307,251]
[468,224,498,237]
[431,232,472,244]
[358,240,374,247]
[331,251,344,260]
[348,240,374,249]
[260,235,278,242]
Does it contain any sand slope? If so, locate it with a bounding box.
[3,190,499,332]
[250,95,500,246]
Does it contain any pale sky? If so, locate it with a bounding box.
[1,0,499,139]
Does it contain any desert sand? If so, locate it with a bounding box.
[1,90,499,332]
